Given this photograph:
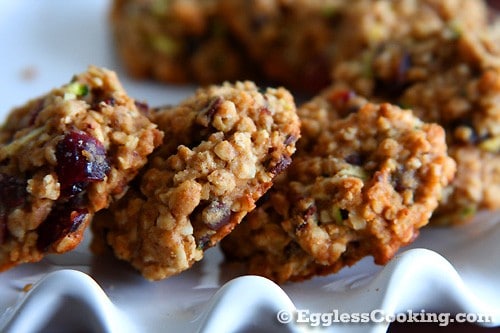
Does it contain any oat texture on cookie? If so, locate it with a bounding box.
[332,23,500,224]
[0,66,163,271]
[91,81,300,280]
[110,0,488,92]
[221,87,456,283]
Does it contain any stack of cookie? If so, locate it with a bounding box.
[111,0,500,227]
[0,68,301,281]
[1,0,498,284]
[109,0,488,91]
[0,66,453,284]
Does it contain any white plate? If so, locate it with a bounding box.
[0,1,499,332]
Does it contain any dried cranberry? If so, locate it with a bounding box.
[134,100,149,114]
[36,206,88,251]
[259,106,271,116]
[374,52,411,97]
[28,99,45,126]
[196,235,211,251]
[268,155,292,176]
[0,173,26,208]
[340,209,349,220]
[55,131,110,197]
[284,134,297,146]
[104,97,116,106]
[295,221,309,232]
[345,153,364,166]
[327,89,355,106]
[203,201,232,231]
[392,167,415,193]
[198,97,223,127]
[93,97,116,110]
[296,203,317,225]
[0,174,27,244]
[326,89,361,117]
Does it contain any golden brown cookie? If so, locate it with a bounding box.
[332,27,500,224]
[221,88,455,283]
[109,0,255,84]
[92,81,300,280]
[0,66,163,271]
[110,0,489,92]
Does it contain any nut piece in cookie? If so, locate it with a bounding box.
[92,81,300,280]
[221,88,455,283]
[0,66,163,271]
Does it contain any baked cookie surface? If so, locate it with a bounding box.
[333,27,500,224]
[220,0,487,91]
[92,81,300,280]
[221,88,456,283]
[110,0,489,92]
[110,0,254,85]
[0,66,163,271]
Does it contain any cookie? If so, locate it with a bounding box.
[0,66,163,271]
[110,0,256,85]
[110,0,489,93]
[220,0,487,92]
[332,27,500,224]
[91,81,300,280]
[221,87,455,283]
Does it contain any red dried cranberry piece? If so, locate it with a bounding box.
[0,173,26,208]
[340,209,349,220]
[196,235,211,251]
[91,97,116,110]
[0,174,27,244]
[345,153,364,166]
[327,89,355,106]
[198,97,223,127]
[36,206,88,251]
[293,201,317,231]
[55,131,110,197]
[134,100,149,114]
[284,134,298,146]
[203,201,232,231]
[268,155,292,176]
[374,52,411,97]
[28,98,45,126]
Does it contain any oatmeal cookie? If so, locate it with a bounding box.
[0,66,163,271]
[218,0,488,92]
[110,0,255,84]
[333,27,500,224]
[92,81,300,280]
[111,0,488,92]
[221,88,455,283]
